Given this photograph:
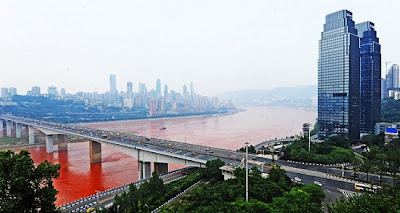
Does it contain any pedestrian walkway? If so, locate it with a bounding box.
[337,188,360,198]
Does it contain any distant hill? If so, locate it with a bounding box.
[219,85,317,106]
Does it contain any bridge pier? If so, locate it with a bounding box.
[16,123,21,138]
[28,126,35,145]
[89,140,102,163]
[154,162,168,175]
[1,120,5,137]
[46,135,54,153]
[38,131,46,143]
[6,120,12,137]
[58,134,68,151]
[138,161,151,180]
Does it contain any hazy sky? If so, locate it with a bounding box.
[1,0,399,96]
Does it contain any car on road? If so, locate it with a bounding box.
[294,177,301,183]
[313,181,322,187]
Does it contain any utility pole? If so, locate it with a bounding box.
[308,123,313,152]
[245,141,250,202]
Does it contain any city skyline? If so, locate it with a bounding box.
[1,1,399,96]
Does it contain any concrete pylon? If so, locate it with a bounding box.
[89,140,102,163]
[144,162,151,179]
[58,134,68,151]
[1,120,5,137]
[46,135,54,153]
[154,162,168,175]
[6,120,12,137]
[28,126,35,145]
[16,123,22,138]
[138,161,143,180]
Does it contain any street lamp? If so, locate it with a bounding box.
[244,141,250,202]
[308,123,313,152]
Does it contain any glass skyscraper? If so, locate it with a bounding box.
[356,21,381,134]
[318,10,360,143]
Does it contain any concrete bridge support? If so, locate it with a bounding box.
[16,123,21,138]
[89,140,102,164]
[1,120,5,137]
[58,134,68,151]
[154,162,168,175]
[138,161,151,180]
[38,131,46,143]
[28,126,35,145]
[6,120,12,137]
[46,135,54,153]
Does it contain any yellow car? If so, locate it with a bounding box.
[86,207,95,212]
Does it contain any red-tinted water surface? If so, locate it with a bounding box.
[10,106,316,206]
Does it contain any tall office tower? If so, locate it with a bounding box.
[139,83,147,95]
[318,10,360,143]
[1,88,8,99]
[156,78,161,95]
[127,82,133,93]
[386,64,399,90]
[9,87,17,96]
[381,78,388,99]
[110,74,117,92]
[190,82,194,97]
[32,86,41,96]
[183,84,188,97]
[356,21,381,134]
[60,88,66,97]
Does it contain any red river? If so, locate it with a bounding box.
[7,106,316,206]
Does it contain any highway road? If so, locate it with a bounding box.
[60,167,192,213]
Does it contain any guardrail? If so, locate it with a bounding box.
[285,160,351,167]
[151,179,203,213]
[58,167,192,212]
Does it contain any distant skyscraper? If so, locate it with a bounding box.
[164,85,168,104]
[386,64,399,90]
[190,82,194,97]
[32,86,41,96]
[318,10,360,142]
[110,74,117,92]
[183,84,188,98]
[139,83,147,95]
[381,78,388,99]
[156,79,161,95]
[356,21,381,134]
[127,82,133,93]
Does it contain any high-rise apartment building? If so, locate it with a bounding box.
[32,86,41,96]
[1,88,8,99]
[387,64,399,90]
[127,82,133,94]
[318,10,360,143]
[9,87,17,96]
[356,21,381,134]
[48,86,58,97]
[381,78,388,99]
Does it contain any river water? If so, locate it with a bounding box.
[9,106,316,206]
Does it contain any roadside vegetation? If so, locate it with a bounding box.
[280,136,354,164]
[98,170,202,213]
[0,150,61,212]
[356,134,400,184]
[327,184,400,212]
[160,159,325,213]
[237,145,257,154]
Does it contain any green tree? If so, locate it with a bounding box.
[0,150,61,212]
[204,159,225,181]
[360,159,374,182]
[326,136,350,148]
